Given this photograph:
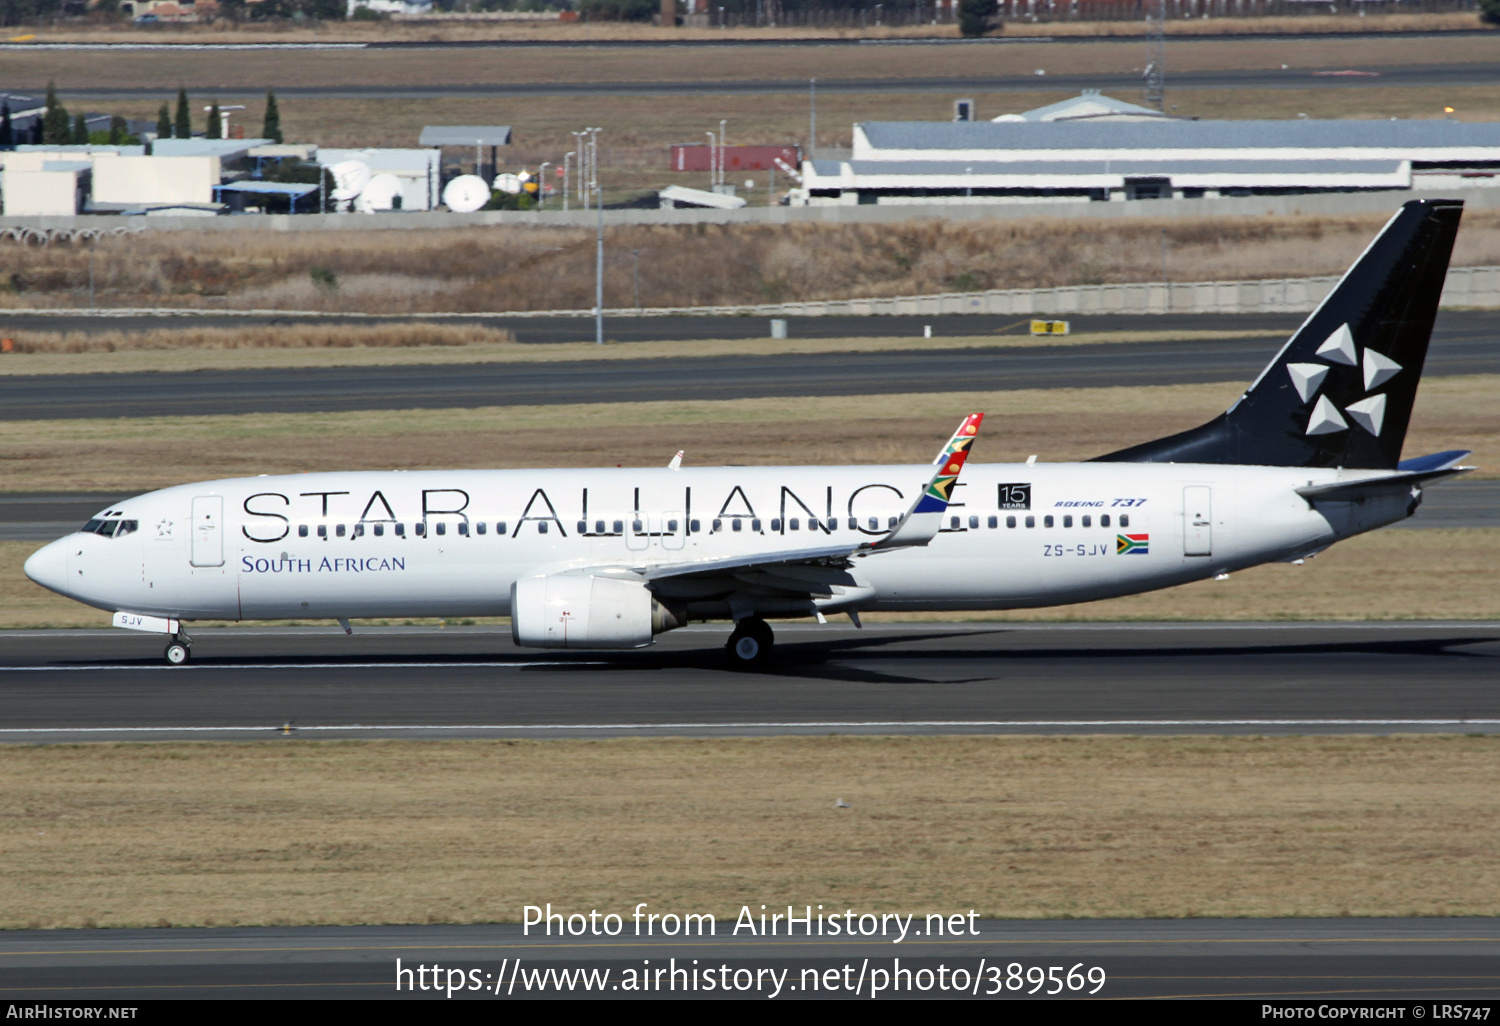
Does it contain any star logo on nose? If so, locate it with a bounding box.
[156,519,173,538]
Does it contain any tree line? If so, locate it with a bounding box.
[0,84,285,148]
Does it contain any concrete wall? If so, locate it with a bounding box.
[2,170,82,217]
[4,185,1500,234]
[90,155,218,206]
[495,265,1500,319]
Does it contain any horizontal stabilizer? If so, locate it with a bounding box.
[1296,451,1474,502]
[1397,449,1471,474]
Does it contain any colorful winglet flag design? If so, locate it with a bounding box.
[913,413,984,514]
[1116,533,1150,555]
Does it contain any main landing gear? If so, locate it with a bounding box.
[726,617,774,670]
[164,632,191,665]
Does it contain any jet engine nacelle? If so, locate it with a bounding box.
[510,573,683,649]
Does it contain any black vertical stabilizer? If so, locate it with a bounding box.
[1093,199,1463,470]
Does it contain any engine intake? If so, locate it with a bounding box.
[510,573,683,650]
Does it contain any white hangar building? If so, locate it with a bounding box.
[793,96,1500,206]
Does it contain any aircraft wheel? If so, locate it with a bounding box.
[726,617,774,670]
[164,642,190,666]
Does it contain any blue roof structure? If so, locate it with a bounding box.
[215,181,318,197]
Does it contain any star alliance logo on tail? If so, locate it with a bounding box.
[1116,533,1149,555]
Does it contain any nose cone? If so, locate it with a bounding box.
[23,539,69,594]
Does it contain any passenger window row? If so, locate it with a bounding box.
[276,511,1132,541]
[575,516,902,535]
[945,513,1132,530]
[294,521,509,539]
[575,519,684,535]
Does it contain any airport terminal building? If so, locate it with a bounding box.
[792,95,1500,207]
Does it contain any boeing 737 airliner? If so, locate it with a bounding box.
[23,199,1476,666]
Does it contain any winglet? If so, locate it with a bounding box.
[872,412,983,550]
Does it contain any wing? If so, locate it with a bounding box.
[622,412,985,584]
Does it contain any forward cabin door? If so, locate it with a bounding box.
[1183,486,1212,557]
[190,496,224,567]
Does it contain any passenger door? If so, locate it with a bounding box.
[1183,486,1212,557]
[190,496,224,567]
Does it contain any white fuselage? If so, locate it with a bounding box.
[25,460,1414,625]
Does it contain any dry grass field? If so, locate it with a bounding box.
[12,11,1484,44]
[20,30,1498,93]
[8,212,1500,312]
[0,322,515,355]
[3,733,1498,929]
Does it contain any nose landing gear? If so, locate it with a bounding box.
[726,617,774,669]
[163,632,191,665]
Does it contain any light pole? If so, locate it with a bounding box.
[537,162,551,209]
[562,151,573,212]
[571,131,587,207]
[718,119,726,191]
[809,78,816,160]
[587,128,600,210]
[589,128,604,345]
[704,130,716,191]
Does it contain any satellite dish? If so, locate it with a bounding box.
[442,174,491,213]
[493,172,523,195]
[357,173,403,213]
[326,160,371,202]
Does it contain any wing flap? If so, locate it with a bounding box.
[637,541,859,582]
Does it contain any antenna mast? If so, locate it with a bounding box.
[1144,0,1165,112]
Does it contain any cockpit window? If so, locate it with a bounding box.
[80,518,138,538]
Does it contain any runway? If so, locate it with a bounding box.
[0,622,1495,742]
[2,917,1498,1000]
[61,61,1500,100]
[2,309,1496,421]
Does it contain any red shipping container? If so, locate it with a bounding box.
[671,144,802,173]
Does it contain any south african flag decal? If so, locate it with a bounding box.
[1116,533,1149,555]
